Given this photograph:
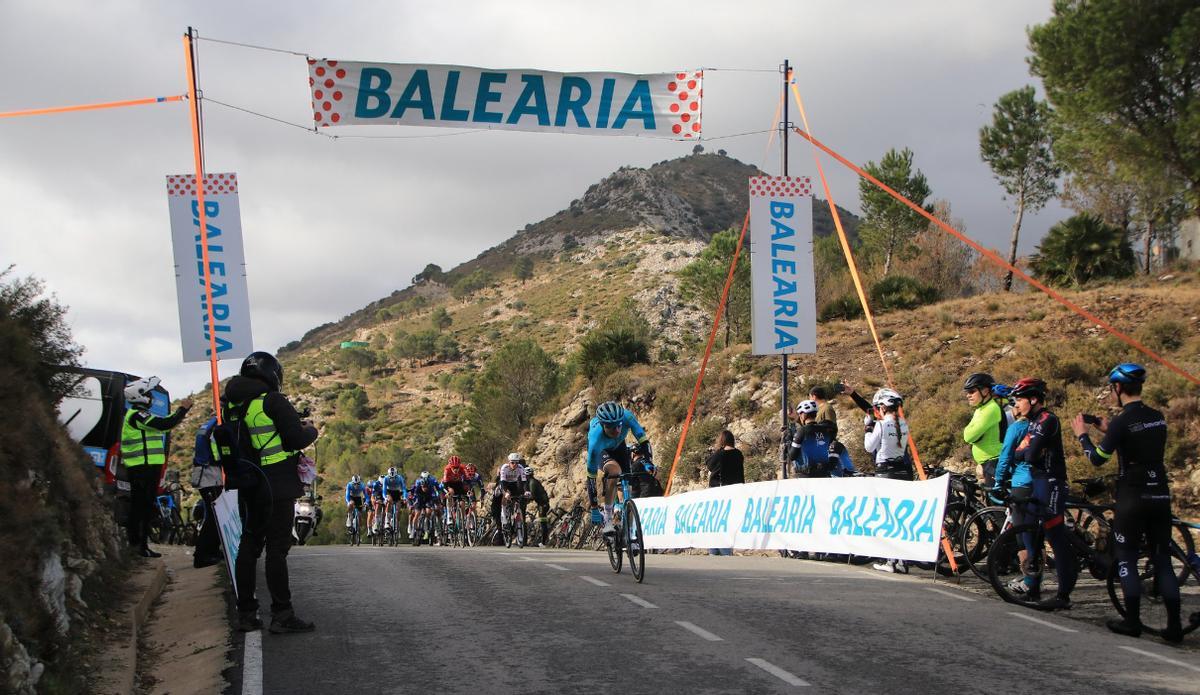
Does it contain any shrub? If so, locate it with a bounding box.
[819,294,864,321]
[1138,319,1186,352]
[1029,214,1134,287]
[577,299,652,383]
[869,275,940,312]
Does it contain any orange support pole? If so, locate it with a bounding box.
[0,95,184,119]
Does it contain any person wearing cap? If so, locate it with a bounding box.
[962,372,1005,488]
[1072,363,1182,642]
[121,376,192,558]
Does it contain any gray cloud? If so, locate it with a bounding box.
[0,0,1065,397]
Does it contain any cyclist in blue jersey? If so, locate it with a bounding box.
[381,467,406,533]
[410,474,439,543]
[587,401,652,537]
[789,400,837,478]
[345,475,366,529]
[366,476,385,537]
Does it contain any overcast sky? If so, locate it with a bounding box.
[0,1,1068,398]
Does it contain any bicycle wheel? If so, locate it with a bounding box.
[961,506,1007,581]
[935,502,968,576]
[1108,540,1200,637]
[987,523,1049,608]
[503,508,514,548]
[606,527,623,573]
[515,511,526,548]
[1172,521,1196,585]
[465,510,477,547]
[626,501,646,583]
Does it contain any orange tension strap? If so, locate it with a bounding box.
[0,95,184,119]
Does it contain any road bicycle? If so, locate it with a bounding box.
[346,505,362,546]
[501,491,526,548]
[986,492,1115,608]
[382,501,399,547]
[603,470,646,583]
[411,508,434,547]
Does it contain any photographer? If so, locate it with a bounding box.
[1072,363,1182,642]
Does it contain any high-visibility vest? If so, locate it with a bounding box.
[243,396,292,466]
[121,408,166,467]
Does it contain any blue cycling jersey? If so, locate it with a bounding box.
[345,481,365,502]
[367,480,384,499]
[382,473,407,495]
[586,408,649,475]
[994,418,1032,490]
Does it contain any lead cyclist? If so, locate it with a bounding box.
[586,401,652,537]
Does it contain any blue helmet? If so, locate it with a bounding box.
[1108,363,1146,384]
[596,401,623,424]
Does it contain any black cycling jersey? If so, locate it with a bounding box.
[1015,409,1066,481]
[1079,401,1169,499]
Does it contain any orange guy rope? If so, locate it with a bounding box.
[664,210,752,497]
[789,81,957,571]
[790,125,1200,389]
[0,95,184,119]
[184,33,223,422]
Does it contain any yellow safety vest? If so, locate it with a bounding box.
[121,408,166,467]
[243,396,292,466]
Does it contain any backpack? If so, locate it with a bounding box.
[191,400,263,490]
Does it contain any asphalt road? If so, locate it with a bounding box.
[234,546,1200,694]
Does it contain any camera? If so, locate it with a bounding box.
[1082,414,1101,426]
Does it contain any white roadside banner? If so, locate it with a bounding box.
[634,475,950,562]
[305,59,703,138]
[165,173,253,363]
[212,490,242,597]
[749,176,816,354]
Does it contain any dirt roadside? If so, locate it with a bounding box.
[134,547,231,695]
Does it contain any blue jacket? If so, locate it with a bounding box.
[586,408,649,475]
[993,418,1032,490]
[382,473,407,495]
[345,480,365,502]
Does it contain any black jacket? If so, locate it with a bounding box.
[223,375,318,501]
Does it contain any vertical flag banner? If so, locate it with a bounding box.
[213,490,242,597]
[165,173,253,362]
[749,176,816,355]
[306,60,703,138]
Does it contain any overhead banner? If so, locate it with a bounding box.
[306,59,703,138]
[634,475,950,562]
[749,176,816,354]
[165,173,253,363]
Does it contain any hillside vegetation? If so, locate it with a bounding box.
[165,154,1200,536]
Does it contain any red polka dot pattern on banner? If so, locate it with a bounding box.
[665,70,703,139]
[308,58,351,128]
[747,176,813,198]
[165,173,239,197]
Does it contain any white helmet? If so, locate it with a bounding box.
[419,470,429,479]
[351,474,361,484]
[388,467,397,476]
[871,388,904,409]
[797,400,818,415]
[507,452,523,463]
[124,376,161,408]
[523,465,534,478]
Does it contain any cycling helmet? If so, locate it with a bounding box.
[351,474,361,484]
[797,400,819,415]
[523,465,535,478]
[241,351,283,391]
[1010,377,1046,400]
[991,384,1012,398]
[124,376,161,408]
[387,467,396,476]
[596,401,623,425]
[1108,363,1146,384]
[962,373,995,392]
[448,455,461,466]
[507,452,523,463]
[871,388,903,408]
[465,463,478,476]
[419,470,429,479]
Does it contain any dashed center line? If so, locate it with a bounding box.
[620,593,658,608]
[1006,611,1078,633]
[545,563,569,571]
[746,658,810,687]
[580,575,611,587]
[1118,646,1200,674]
[675,621,723,641]
[925,587,976,602]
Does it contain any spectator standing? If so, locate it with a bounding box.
[704,430,743,556]
[225,351,319,634]
[863,388,911,573]
[962,373,1005,487]
[120,376,191,558]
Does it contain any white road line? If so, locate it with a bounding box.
[1006,611,1078,633]
[925,587,976,602]
[745,658,810,687]
[675,621,723,641]
[620,593,658,608]
[1118,646,1200,674]
[242,630,263,695]
[545,563,569,571]
[519,556,538,561]
[580,575,611,587]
